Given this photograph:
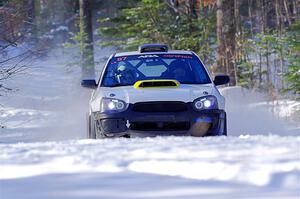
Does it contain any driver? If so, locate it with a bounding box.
[115,65,137,85]
[164,60,193,82]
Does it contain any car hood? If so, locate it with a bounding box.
[96,84,214,104]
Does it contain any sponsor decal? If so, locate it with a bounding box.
[163,54,193,59]
[116,57,127,62]
[138,55,159,58]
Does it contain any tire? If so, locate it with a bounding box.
[87,114,96,139]
[223,112,227,136]
[210,112,227,136]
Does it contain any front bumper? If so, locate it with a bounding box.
[91,103,226,138]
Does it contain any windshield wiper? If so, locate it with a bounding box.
[180,81,210,84]
[108,83,133,87]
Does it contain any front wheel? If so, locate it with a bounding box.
[202,111,227,136]
[223,112,227,136]
[87,114,96,139]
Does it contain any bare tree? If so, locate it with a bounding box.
[0,1,43,95]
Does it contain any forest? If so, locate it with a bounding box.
[0,0,299,100]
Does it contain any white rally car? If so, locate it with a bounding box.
[82,44,230,139]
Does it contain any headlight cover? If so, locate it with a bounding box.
[100,98,128,113]
[193,96,218,110]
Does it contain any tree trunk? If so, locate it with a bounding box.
[234,0,241,35]
[275,0,285,89]
[26,0,37,42]
[216,0,236,85]
[260,0,268,33]
[188,0,197,18]
[259,50,262,88]
[275,0,280,29]
[248,0,254,37]
[283,0,292,25]
[64,0,79,33]
[292,0,298,17]
[79,0,95,79]
[256,0,265,33]
[266,44,271,90]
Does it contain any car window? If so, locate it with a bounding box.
[101,54,211,87]
[138,63,167,77]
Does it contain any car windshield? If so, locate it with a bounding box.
[101,54,211,87]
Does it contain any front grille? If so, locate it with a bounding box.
[132,101,187,112]
[131,122,190,131]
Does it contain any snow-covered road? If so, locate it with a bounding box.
[0,49,299,199]
[1,136,300,199]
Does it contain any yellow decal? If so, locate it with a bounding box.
[133,79,180,89]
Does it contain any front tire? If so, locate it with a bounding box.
[223,113,227,136]
[87,114,96,139]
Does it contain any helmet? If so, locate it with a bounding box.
[115,65,136,85]
[166,60,193,82]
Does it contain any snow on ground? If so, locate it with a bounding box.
[0,49,300,199]
[1,136,300,199]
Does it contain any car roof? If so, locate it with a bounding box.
[114,50,194,57]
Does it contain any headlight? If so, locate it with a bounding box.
[101,98,127,113]
[193,96,218,110]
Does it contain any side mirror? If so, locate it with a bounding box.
[81,79,98,89]
[213,75,230,86]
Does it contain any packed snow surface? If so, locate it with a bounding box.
[0,136,300,199]
[0,49,300,199]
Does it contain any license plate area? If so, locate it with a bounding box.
[133,115,177,122]
[130,121,190,131]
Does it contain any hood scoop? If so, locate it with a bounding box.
[134,79,180,89]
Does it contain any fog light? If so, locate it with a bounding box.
[116,101,125,110]
[194,101,203,109]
